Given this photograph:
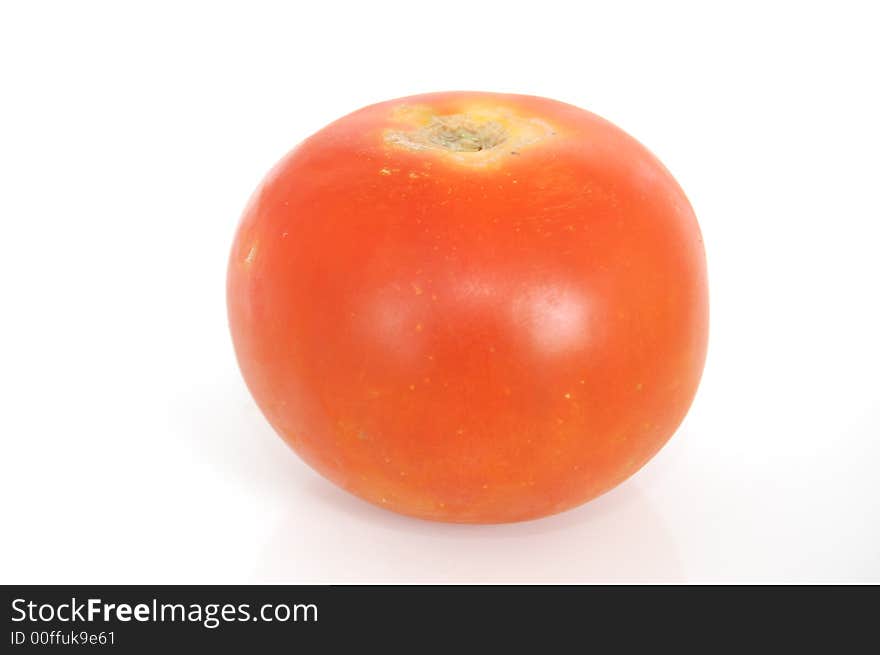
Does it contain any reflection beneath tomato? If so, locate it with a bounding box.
[254,474,682,583]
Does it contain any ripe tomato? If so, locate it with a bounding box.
[228,91,708,523]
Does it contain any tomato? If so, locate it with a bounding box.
[227,91,708,523]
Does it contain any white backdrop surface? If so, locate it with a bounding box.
[1,1,877,583]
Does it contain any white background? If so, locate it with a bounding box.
[2,1,878,583]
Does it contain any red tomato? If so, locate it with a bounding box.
[227,91,708,523]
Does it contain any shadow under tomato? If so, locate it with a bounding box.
[253,475,683,584]
[174,375,683,583]
[171,373,306,497]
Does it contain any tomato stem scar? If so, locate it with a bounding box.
[388,114,508,152]
[384,105,557,166]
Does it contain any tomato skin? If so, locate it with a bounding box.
[228,91,708,523]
